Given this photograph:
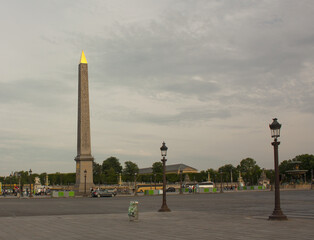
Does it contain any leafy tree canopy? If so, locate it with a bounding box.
[237,158,261,185]
[102,156,122,174]
[93,162,102,175]
[218,164,235,173]
[152,162,163,174]
[237,158,258,172]
[123,161,139,177]
[294,154,314,171]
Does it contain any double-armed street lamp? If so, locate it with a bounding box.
[269,118,287,220]
[29,169,32,197]
[158,142,171,212]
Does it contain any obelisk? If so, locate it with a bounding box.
[75,51,94,193]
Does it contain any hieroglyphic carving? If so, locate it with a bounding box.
[75,58,94,192]
[77,64,92,156]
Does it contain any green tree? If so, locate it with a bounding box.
[93,161,103,184]
[102,157,122,174]
[218,164,236,183]
[152,162,163,174]
[105,167,118,184]
[122,161,139,182]
[207,168,218,183]
[237,158,261,185]
[166,173,180,183]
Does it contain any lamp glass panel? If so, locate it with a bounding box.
[161,149,167,157]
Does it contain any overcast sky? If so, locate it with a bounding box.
[1,0,314,175]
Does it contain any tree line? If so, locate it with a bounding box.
[1,154,313,186]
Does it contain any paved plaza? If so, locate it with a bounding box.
[0,190,313,239]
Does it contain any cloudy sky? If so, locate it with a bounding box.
[1,0,314,175]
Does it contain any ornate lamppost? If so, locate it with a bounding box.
[84,169,87,197]
[269,118,287,220]
[158,142,171,212]
[29,169,32,197]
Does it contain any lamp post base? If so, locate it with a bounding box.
[269,209,288,221]
[158,204,171,212]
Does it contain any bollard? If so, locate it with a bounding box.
[128,201,139,221]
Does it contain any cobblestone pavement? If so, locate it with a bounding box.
[0,190,313,240]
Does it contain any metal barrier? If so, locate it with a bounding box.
[52,191,75,198]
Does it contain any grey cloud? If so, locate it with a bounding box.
[164,79,220,99]
[0,78,75,108]
[95,105,231,125]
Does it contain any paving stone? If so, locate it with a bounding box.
[0,190,313,239]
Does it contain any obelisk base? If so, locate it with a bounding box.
[75,155,94,195]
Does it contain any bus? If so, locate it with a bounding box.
[136,184,163,193]
[198,182,214,188]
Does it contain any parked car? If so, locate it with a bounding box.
[166,187,176,192]
[91,189,116,198]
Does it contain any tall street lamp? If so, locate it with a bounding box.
[269,118,287,220]
[220,170,224,193]
[18,173,21,198]
[180,169,183,194]
[9,173,12,195]
[84,169,87,197]
[134,173,138,196]
[154,173,157,190]
[158,142,171,212]
[29,169,32,197]
[3,177,6,196]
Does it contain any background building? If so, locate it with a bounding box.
[139,164,198,175]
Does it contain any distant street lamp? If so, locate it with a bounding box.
[84,169,87,197]
[158,142,171,212]
[134,173,138,196]
[311,169,313,189]
[269,118,287,220]
[154,173,157,190]
[220,170,224,193]
[18,173,21,198]
[3,177,6,196]
[9,173,12,195]
[180,169,183,194]
[29,169,32,197]
[99,168,102,187]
